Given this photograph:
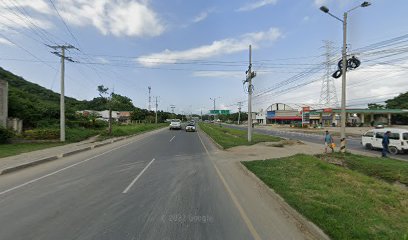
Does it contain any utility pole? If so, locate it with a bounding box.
[237,101,243,125]
[245,45,256,142]
[155,96,159,124]
[210,97,220,121]
[48,44,77,142]
[148,86,151,111]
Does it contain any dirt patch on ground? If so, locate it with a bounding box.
[215,140,323,162]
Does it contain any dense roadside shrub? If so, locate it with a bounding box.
[0,126,14,143]
[22,129,59,140]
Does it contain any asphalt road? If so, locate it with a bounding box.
[224,124,408,161]
[0,128,255,240]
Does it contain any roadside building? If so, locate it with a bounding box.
[266,103,301,124]
[117,111,131,124]
[255,109,266,125]
[257,102,408,127]
[308,108,408,127]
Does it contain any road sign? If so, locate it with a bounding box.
[209,110,230,115]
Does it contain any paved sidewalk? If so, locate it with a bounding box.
[0,128,166,175]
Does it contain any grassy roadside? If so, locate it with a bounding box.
[0,143,64,158]
[318,152,408,185]
[199,123,281,149]
[243,154,408,239]
[0,124,167,158]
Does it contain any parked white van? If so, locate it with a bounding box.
[361,128,408,155]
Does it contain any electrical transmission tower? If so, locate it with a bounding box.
[148,86,151,111]
[319,41,339,108]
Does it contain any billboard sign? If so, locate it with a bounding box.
[266,111,275,119]
[302,106,310,125]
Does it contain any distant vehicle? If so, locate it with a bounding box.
[169,119,182,130]
[185,122,196,132]
[361,128,408,155]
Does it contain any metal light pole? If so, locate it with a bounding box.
[320,2,371,152]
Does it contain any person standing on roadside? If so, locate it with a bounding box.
[382,131,391,157]
[324,130,334,153]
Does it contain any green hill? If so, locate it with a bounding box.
[0,67,178,130]
[0,67,89,128]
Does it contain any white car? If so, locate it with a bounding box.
[361,128,408,155]
[169,119,182,130]
[185,122,196,132]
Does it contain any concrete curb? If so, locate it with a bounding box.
[0,126,167,176]
[238,162,331,240]
[61,147,92,158]
[1,156,59,175]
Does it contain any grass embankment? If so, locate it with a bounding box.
[0,143,64,158]
[0,124,167,158]
[199,123,281,149]
[319,152,408,185]
[243,154,408,239]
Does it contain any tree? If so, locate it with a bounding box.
[368,103,385,110]
[130,108,147,121]
[97,85,113,135]
[111,93,135,111]
[385,92,408,124]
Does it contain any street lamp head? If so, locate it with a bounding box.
[361,1,371,7]
[320,6,329,13]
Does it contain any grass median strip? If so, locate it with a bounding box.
[199,123,281,149]
[242,154,408,239]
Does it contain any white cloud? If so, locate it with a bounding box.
[193,9,214,23]
[314,0,327,7]
[0,2,53,31]
[0,37,12,46]
[57,0,164,37]
[193,71,243,79]
[0,0,164,38]
[95,57,109,64]
[137,27,282,66]
[14,0,52,14]
[236,0,278,12]
[252,61,408,110]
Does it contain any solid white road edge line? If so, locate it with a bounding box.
[0,141,137,196]
[197,131,262,240]
[122,158,155,194]
[169,136,175,142]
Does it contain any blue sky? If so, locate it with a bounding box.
[1,0,408,114]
